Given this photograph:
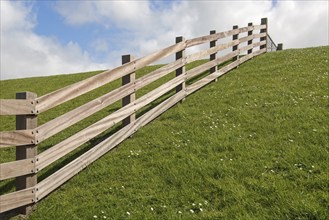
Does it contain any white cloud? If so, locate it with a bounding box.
[1,1,328,80]
[0,1,107,80]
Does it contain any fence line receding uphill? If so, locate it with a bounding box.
[0,18,282,215]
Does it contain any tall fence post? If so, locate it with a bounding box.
[248,22,253,54]
[209,30,218,81]
[122,55,136,126]
[15,92,37,215]
[260,18,268,51]
[232,25,239,62]
[176,36,186,101]
[277,43,283,51]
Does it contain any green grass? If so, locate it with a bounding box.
[1,46,328,219]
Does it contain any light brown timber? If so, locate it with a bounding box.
[0,99,35,116]
[0,159,35,180]
[0,187,35,213]
[0,130,34,148]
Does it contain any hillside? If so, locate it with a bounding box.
[1,46,328,219]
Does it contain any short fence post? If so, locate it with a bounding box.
[277,43,283,51]
[232,25,239,62]
[248,22,253,54]
[176,36,186,100]
[260,18,268,51]
[122,55,136,126]
[15,92,37,215]
[209,30,218,81]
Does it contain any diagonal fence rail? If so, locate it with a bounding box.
[0,18,282,215]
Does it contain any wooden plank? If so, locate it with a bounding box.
[0,187,35,213]
[238,26,252,33]
[239,35,254,44]
[36,74,185,171]
[36,91,186,200]
[122,55,136,126]
[239,44,254,53]
[0,130,34,148]
[36,58,184,143]
[186,50,239,80]
[0,99,35,115]
[253,24,266,30]
[35,41,186,113]
[253,48,267,56]
[186,40,239,64]
[253,33,267,39]
[186,29,239,47]
[15,92,38,215]
[0,158,35,180]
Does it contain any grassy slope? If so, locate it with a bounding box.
[0,46,328,219]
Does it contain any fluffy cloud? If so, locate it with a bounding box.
[1,1,328,80]
[0,1,107,80]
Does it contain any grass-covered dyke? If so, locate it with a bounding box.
[0,46,328,219]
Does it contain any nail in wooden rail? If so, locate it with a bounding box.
[209,30,218,82]
[175,36,186,101]
[122,55,136,127]
[232,25,239,62]
[15,92,37,215]
[260,18,268,51]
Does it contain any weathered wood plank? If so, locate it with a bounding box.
[35,41,186,113]
[253,33,267,39]
[253,24,266,30]
[0,99,35,115]
[36,74,185,171]
[186,50,239,80]
[36,91,186,200]
[0,158,35,180]
[0,130,34,148]
[35,58,184,143]
[239,35,254,44]
[0,187,35,213]
[186,40,239,64]
[186,29,239,47]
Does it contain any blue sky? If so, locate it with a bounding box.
[1,0,328,79]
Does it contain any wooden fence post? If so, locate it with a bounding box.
[248,22,253,54]
[122,55,136,126]
[277,43,283,51]
[209,30,218,82]
[15,92,37,215]
[175,36,186,100]
[232,25,239,62]
[260,18,268,51]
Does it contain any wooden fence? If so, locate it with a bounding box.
[0,18,281,214]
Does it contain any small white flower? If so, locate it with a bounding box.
[200,208,203,212]
[126,212,130,215]
[122,186,125,189]
[299,167,303,170]
[309,170,312,173]
[103,216,107,219]
[220,158,224,161]
[192,203,196,206]
[270,169,275,173]
[190,209,194,213]
[101,211,104,214]
[178,211,182,214]
[204,200,208,205]
[93,216,98,219]
[230,158,233,161]
[199,203,202,206]
[151,207,154,211]
[311,165,315,168]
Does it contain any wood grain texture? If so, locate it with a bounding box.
[186,50,239,80]
[0,187,35,213]
[0,99,35,115]
[186,40,239,64]
[0,158,35,180]
[36,91,186,200]
[36,74,185,171]
[0,130,34,148]
[186,29,239,47]
[35,58,184,143]
[35,41,186,113]
[253,24,266,30]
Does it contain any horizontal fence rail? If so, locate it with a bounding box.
[0,18,282,215]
